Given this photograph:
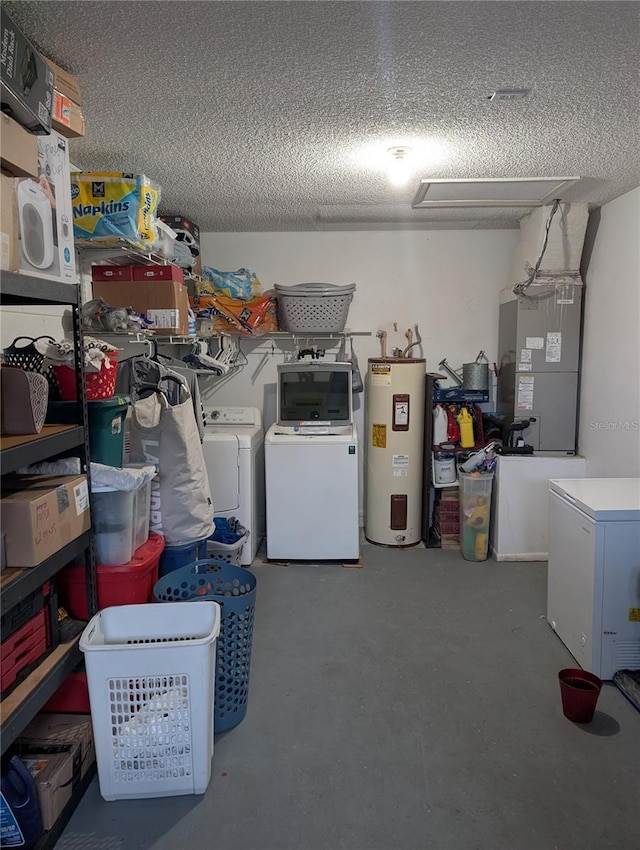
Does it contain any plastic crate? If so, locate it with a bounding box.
[274,282,355,333]
[58,534,165,620]
[153,560,257,733]
[206,530,249,565]
[80,601,221,800]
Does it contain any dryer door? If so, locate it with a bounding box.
[203,434,240,512]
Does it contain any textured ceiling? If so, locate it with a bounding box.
[4,1,640,232]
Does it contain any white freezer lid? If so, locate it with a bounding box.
[549,478,640,521]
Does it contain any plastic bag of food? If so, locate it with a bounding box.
[70,172,161,250]
[199,267,262,301]
[191,293,278,336]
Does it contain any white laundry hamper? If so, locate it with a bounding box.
[80,601,220,800]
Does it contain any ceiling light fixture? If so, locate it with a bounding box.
[387,146,412,187]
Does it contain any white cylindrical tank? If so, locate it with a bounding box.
[365,358,426,546]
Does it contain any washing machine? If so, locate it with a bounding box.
[265,423,359,560]
[202,405,265,565]
[265,361,359,560]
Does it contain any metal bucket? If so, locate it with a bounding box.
[463,351,489,390]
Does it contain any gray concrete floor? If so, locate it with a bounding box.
[57,545,640,850]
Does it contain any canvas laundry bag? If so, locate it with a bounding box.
[128,386,214,544]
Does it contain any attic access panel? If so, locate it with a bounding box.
[412,177,580,208]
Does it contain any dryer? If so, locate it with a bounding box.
[202,406,265,565]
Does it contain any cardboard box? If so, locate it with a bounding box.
[22,751,74,830]
[15,128,76,283]
[43,57,82,105]
[92,277,190,335]
[1,474,90,567]
[19,712,94,782]
[0,112,38,177]
[51,90,85,139]
[0,9,54,134]
[0,172,19,271]
[91,264,134,282]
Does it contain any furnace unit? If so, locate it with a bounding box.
[496,282,583,454]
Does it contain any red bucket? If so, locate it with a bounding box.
[54,351,118,400]
[558,668,602,723]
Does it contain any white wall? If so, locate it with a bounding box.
[199,229,519,412]
[578,187,640,476]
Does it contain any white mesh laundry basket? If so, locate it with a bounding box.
[274,282,355,333]
[206,530,249,565]
[80,601,220,801]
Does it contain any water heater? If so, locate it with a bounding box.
[365,358,426,546]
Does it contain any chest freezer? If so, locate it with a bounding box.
[546,478,640,679]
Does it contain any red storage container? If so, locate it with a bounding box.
[42,671,91,714]
[91,265,135,282]
[54,351,118,401]
[1,609,49,696]
[58,534,165,620]
[132,264,184,283]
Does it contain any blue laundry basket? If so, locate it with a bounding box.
[153,559,257,733]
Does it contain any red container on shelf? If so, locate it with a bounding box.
[58,534,165,620]
[132,264,184,283]
[54,351,118,401]
[42,671,91,714]
[1,609,49,696]
[91,265,135,282]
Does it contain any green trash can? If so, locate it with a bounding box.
[47,395,130,466]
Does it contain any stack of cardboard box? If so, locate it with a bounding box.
[92,264,191,336]
[1,9,84,282]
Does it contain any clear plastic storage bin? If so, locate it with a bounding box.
[132,479,151,551]
[80,601,220,800]
[92,488,135,566]
[459,470,494,561]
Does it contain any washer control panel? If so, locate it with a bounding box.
[204,406,262,426]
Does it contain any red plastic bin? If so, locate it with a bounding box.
[58,534,165,620]
[54,351,118,401]
[42,671,91,714]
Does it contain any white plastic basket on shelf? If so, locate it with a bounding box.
[206,530,249,565]
[80,601,220,801]
[274,282,355,333]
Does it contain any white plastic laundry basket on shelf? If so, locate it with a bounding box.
[274,282,355,333]
[80,601,220,801]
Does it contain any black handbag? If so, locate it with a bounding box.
[2,336,59,396]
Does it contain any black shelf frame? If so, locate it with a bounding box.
[0,271,82,307]
[0,637,84,755]
[1,274,97,761]
[1,425,85,474]
[1,531,91,615]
